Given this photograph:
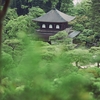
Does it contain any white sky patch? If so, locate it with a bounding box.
[73,0,82,5]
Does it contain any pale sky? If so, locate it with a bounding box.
[73,0,82,5]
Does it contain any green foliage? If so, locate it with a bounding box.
[28,7,45,18]
[92,54,100,67]
[3,7,44,41]
[70,15,89,31]
[88,0,100,45]
[1,52,14,77]
[41,45,56,62]
[73,0,91,16]
[4,8,18,22]
[1,40,74,99]
[5,15,28,38]
[0,38,97,100]
[2,44,12,55]
[9,0,74,15]
[71,0,100,47]
[59,0,74,14]
[89,47,100,53]
[82,29,94,36]
[61,44,75,51]
[73,23,85,31]
[49,31,75,51]
[28,7,45,34]
[56,73,94,100]
[89,47,100,67]
[2,52,13,68]
[74,29,94,46]
[67,49,92,67]
[50,31,72,44]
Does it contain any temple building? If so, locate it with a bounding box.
[33,8,80,42]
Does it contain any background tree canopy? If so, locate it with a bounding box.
[9,0,74,15]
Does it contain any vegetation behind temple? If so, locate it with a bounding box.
[9,0,74,15]
[1,0,100,100]
[3,0,100,47]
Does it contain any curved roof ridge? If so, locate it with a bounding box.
[33,9,75,23]
[56,9,75,22]
[54,9,67,22]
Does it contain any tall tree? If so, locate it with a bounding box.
[0,0,10,82]
[89,0,100,44]
[45,0,74,14]
[9,0,74,15]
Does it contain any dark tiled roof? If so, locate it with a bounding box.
[33,9,75,23]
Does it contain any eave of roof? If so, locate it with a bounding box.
[68,31,80,38]
[33,9,75,23]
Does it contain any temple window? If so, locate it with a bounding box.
[42,24,46,28]
[56,25,60,29]
[49,24,53,29]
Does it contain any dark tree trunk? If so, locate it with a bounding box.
[0,23,3,84]
[0,23,2,57]
[97,62,99,68]
[0,0,10,83]
[56,0,62,10]
[76,61,80,68]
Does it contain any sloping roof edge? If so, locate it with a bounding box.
[55,9,75,22]
[68,31,80,38]
[33,9,75,23]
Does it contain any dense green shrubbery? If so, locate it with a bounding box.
[0,38,98,100]
[0,29,98,100]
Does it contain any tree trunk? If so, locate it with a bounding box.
[0,23,2,83]
[0,23,1,51]
[56,0,62,10]
[0,0,10,83]
[97,62,99,68]
[76,61,80,68]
